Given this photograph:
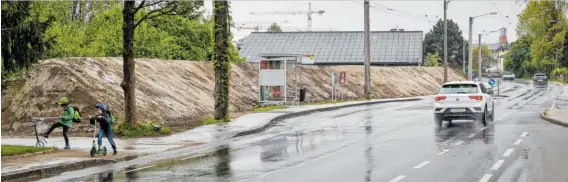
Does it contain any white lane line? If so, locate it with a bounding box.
[123,165,155,173]
[503,148,515,157]
[389,175,406,182]
[438,149,450,155]
[491,160,505,170]
[469,133,476,138]
[479,127,487,131]
[455,140,464,145]
[514,139,523,145]
[413,161,431,169]
[521,132,529,137]
[479,174,493,182]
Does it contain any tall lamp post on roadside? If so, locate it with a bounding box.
[468,12,497,81]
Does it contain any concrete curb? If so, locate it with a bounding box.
[234,97,422,137]
[1,154,139,181]
[2,97,422,181]
[540,110,568,127]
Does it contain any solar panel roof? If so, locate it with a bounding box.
[238,31,423,65]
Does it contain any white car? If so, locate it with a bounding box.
[433,81,495,127]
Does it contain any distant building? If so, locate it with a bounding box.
[238,31,424,66]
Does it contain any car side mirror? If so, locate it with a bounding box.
[487,90,494,94]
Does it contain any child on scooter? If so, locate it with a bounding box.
[89,103,117,155]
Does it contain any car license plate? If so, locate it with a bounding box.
[451,109,465,113]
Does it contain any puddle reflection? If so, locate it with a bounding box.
[364,110,373,182]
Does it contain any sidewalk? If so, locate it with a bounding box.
[1,96,424,180]
[541,84,568,127]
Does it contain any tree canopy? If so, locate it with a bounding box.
[505,1,567,78]
[267,23,282,32]
[423,19,467,69]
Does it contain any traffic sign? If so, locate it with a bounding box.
[488,78,495,86]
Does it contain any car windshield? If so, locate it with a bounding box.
[504,72,513,75]
[440,84,478,94]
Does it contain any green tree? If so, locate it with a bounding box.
[504,37,532,78]
[1,1,55,76]
[423,19,467,69]
[425,53,441,66]
[212,1,231,121]
[266,23,282,32]
[121,0,204,126]
[472,45,497,73]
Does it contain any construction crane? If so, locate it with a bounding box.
[250,2,325,31]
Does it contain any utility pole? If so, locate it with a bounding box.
[364,0,371,99]
[468,17,473,81]
[443,0,449,83]
[463,41,466,75]
[308,2,312,31]
[478,33,482,82]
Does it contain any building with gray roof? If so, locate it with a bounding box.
[238,31,423,66]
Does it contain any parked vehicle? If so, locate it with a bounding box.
[533,73,548,88]
[433,81,495,127]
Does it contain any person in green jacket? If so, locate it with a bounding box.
[43,97,74,149]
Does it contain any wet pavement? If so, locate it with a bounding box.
[31,81,568,182]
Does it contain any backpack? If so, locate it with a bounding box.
[72,105,82,123]
[104,109,116,126]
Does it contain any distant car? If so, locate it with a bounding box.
[433,81,495,127]
[533,73,548,88]
[502,71,515,81]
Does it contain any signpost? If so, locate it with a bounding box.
[488,78,495,87]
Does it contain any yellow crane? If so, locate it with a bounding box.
[250,2,325,31]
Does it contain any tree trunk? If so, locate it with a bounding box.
[212,1,231,121]
[122,1,136,127]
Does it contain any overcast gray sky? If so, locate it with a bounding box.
[204,1,527,44]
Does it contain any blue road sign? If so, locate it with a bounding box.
[488,78,496,86]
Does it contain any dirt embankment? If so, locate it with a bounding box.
[1,57,464,136]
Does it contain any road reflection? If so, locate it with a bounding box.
[214,144,232,180]
[125,165,138,181]
[364,110,373,182]
[97,171,114,182]
[434,121,495,146]
[260,134,289,162]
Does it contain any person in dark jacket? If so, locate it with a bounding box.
[43,97,74,149]
[90,103,117,155]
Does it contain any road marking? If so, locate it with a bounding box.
[438,149,450,155]
[479,127,487,131]
[389,175,406,182]
[455,141,464,145]
[521,132,529,137]
[413,161,431,169]
[491,160,505,170]
[503,148,515,157]
[479,174,493,182]
[514,139,523,145]
[469,134,476,138]
[123,165,155,173]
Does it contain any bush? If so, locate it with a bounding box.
[551,67,568,83]
[113,121,172,138]
[1,145,56,157]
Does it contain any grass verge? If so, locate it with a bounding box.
[114,121,172,138]
[202,117,230,125]
[1,145,56,157]
[543,109,548,116]
[253,105,288,112]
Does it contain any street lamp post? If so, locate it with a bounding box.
[468,12,497,81]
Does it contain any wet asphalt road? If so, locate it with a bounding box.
[39,81,568,182]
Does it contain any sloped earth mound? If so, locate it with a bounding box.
[1,57,464,136]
